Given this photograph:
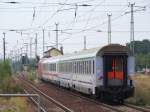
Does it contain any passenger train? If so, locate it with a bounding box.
[38,44,135,102]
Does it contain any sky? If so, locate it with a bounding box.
[0,0,150,59]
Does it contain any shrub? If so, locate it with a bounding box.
[0,60,23,93]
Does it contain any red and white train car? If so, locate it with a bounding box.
[38,44,135,102]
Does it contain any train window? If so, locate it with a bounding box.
[80,61,81,74]
[51,64,52,71]
[44,64,46,71]
[70,62,71,73]
[76,61,78,74]
[46,64,47,71]
[62,63,63,72]
[81,61,82,74]
[74,62,76,73]
[70,62,72,73]
[87,61,89,74]
[93,60,95,74]
[53,64,54,71]
[78,61,81,74]
[48,64,51,71]
[66,63,68,73]
[75,62,77,74]
[65,63,67,73]
[85,61,87,74]
[81,61,83,74]
[55,64,56,71]
[68,63,70,73]
[67,63,68,73]
[71,62,73,73]
[48,64,49,71]
[78,61,80,74]
[76,61,79,73]
[68,62,70,73]
[82,61,83,74]
[89,61,91,74]
[84,61,85,74]
[115,59,123,72]
[60,63,62,72]
[73,62,75,73]
[43,64,45,71]
[72,62,74,73]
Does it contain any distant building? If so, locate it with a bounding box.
[43,47,63,58]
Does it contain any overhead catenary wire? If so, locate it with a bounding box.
[0,0,149,57]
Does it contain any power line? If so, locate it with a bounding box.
[71,12,128,34]
[38,0,69,27]
[83,0,106,30]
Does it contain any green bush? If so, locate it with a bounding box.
[27,70,36,81]
[0,60,23,93]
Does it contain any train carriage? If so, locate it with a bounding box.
[38,44,135,102]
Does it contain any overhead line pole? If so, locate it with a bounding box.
[42,29,45,56]
[35,33,37,57]
[130,3,135,56]
[107,14,112,44]
[30,37,32,59]
[3,32,6,61]
[55,23,59,49]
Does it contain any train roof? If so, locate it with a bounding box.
[42,44,131,63]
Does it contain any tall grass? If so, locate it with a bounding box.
[127,74,150,106]
[0,60,23,93]
[0,61,33,112]
[0,97,27,112]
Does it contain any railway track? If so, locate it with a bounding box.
[17,76,150,112]
[124,103,150,112]
[23,89,47,112]
[16,76,73,112]
[37,80,150,112]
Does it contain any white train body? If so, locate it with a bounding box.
[38,44,135,101]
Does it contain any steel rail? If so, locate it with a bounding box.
[124,103,150,112]
[18,77,74,112]
[24,89,47,112]
[37,79,150,112]
[24,78,125,112]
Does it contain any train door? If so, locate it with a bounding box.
[103,55,127,87]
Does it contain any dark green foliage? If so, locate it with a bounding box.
[126,39,150,71]
[126,39,150,55]
[0,60,23,93]
[0,60,11,82]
